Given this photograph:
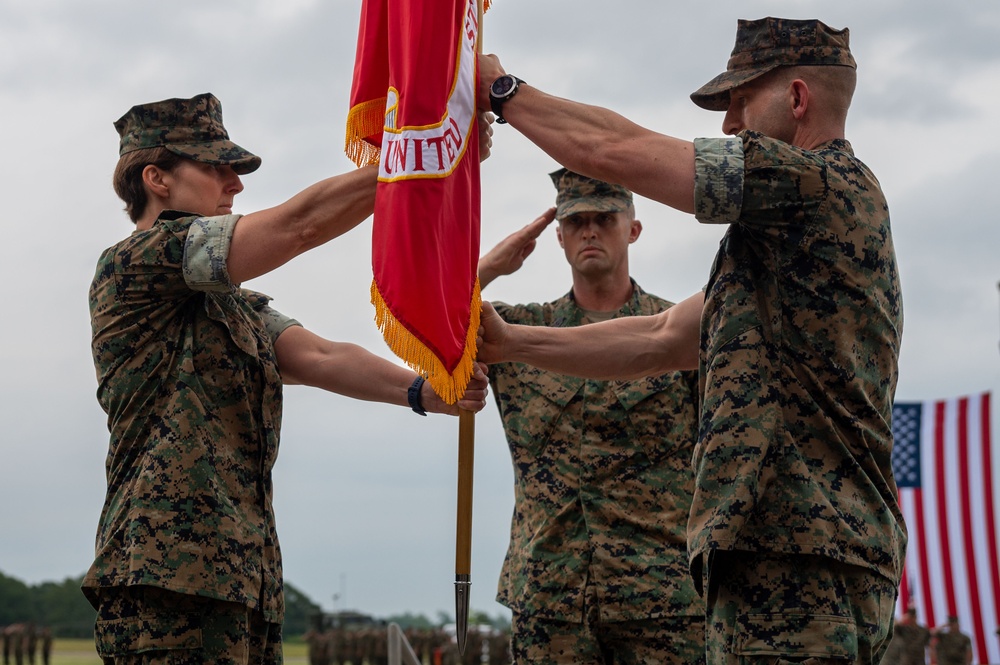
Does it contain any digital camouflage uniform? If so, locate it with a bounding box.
[490,282,703,662]
[934,627,972,665]
[85,93,288,663]
[884,619,930,665]
[85,211,298,661]
[682,18,905,664]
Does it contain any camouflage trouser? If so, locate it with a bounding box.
[705,550,897,665]
[511,587,705,665]
[92,585,283,665]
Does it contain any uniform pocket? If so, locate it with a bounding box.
[494,363,583,455]
[94,612,202,658]
[734,613,857,661]
[614,370,699,463]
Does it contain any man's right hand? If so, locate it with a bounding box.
[477,207,557,288]
[477,54,507,113]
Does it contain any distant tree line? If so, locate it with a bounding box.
[0,571,95,638]
[380,610,511,634]
[0,571,509,639]
[0,570,319,638]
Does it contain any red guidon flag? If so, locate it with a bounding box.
[346,0,482,404]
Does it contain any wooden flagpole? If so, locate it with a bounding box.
[455,409,474,655]
[454,0,484,656]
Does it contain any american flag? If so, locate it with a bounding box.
[892,392,1000,664]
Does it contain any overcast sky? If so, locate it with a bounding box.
[1,0,998,623]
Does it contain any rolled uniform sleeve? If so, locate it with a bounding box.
[183,214,301,343]
[183,214,242,291]
[257,303,300,343]
[693,137,745,225]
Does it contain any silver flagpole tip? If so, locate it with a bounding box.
[455,574,471,655]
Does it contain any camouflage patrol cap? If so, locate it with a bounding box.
[114,92,261,174]
[549,168,633,219]
[691,17,856,112]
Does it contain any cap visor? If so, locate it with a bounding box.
[690,65,778,111]
[167,141,261,174]
[558,199,632,219]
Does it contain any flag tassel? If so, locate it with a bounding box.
[371,279,482,405]
[345,97,388,167]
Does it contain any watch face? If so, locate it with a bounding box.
[491,75,515,98]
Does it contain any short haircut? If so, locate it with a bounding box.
[767,65,857,118]
[112,147,184,224]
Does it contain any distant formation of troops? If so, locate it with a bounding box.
[882,610,976,665]
[304,625,511,665]
[0,624,52,665]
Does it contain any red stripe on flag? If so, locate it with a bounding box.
[957,397,989,662]
[934,400,959,617]
[913,486,936,628]
[898,560,910,612]
[980,393,1000,655]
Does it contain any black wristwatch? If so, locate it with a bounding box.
[407,376,428,416]
[489,75,525,124]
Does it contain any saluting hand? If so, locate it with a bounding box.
[477,207,557,288]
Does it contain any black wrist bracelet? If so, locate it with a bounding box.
[408,376,428,416]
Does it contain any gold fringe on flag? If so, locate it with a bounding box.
[371,278,482,405]
[345,97,387,167]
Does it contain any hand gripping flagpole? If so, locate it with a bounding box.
[455,2,484,656]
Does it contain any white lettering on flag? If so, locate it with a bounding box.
[378,0,477,182]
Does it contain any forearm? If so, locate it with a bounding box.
[318,349,415,405]
[502,86,629,177]
[228,165,378,283]
[476,259,501,290]
[275,326,489,415]
[499,86,696,213]
[503,314,693,380]
[272,164,379,251]
[281,337,415,406]
[479,291,703,379]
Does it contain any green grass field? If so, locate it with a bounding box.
[47,639,99,665]
[48,638,309,665]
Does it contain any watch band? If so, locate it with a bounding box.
[408,376,428,416]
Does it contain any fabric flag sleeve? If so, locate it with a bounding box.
[345,0,390,168]
[346,0,482,404]
[891,392,1000,664]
